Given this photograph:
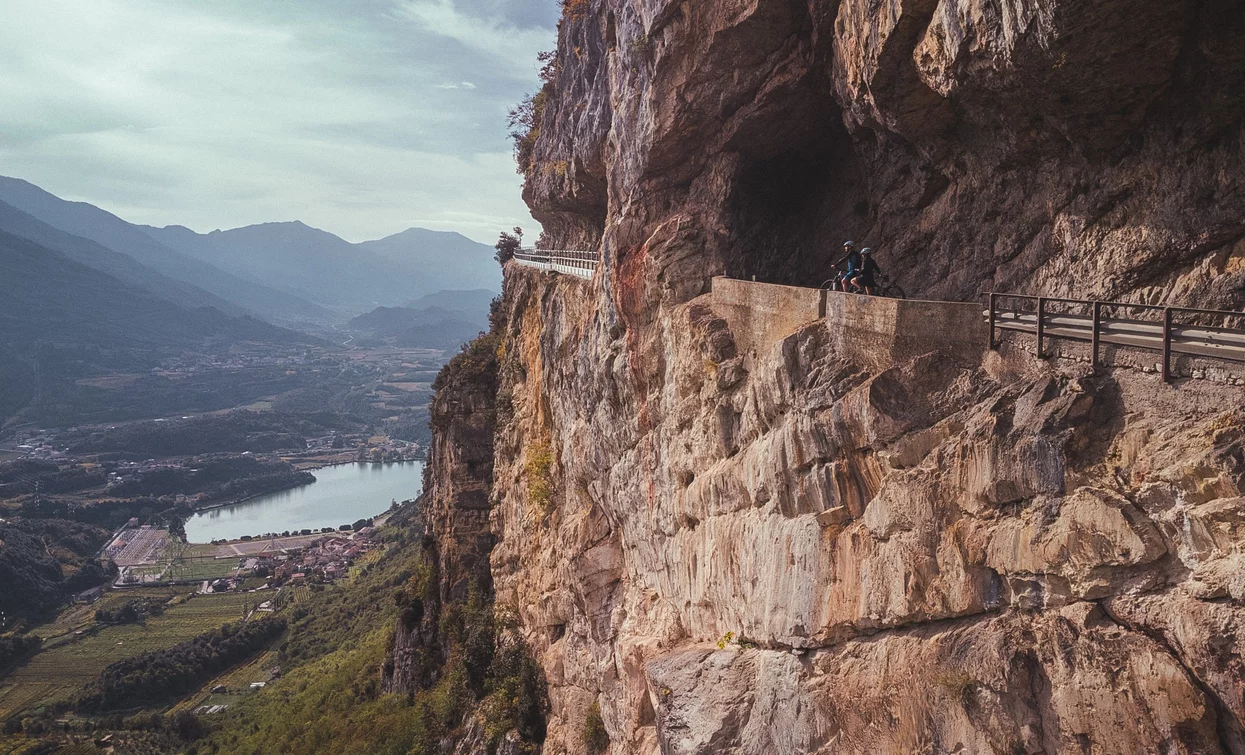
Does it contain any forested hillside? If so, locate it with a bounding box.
[348,305,488,349]
[0,519,112,619]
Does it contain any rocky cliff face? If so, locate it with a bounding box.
[492,265,1245,752]
[383,336,499,696]
[412,0,1245,752]
[526,0,1245,305]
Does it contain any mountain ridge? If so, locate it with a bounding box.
[0,176,333,326]
[0,176,502,323]
[144,221,499,313]
[0,199,249,317]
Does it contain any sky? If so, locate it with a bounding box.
[0,0,558,243]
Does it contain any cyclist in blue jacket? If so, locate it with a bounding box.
[839,241,862,291]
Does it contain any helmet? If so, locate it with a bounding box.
[861,247,873,255]
[843,240,855,248]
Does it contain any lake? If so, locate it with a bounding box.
[184,461,424,543]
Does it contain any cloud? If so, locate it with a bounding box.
[0,0,557,243]
[397,0,552,78]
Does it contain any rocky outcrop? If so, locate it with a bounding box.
[416,0,1245,752]
[383,335,499,696]
[526,0,1245,306]
[648,603,1225,754]
[423,337,500,607]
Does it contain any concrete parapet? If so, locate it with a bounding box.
[711,277,825,358]
[710,277,988,371]
[823,291,988,371]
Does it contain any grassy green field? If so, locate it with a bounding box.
[0,592,256,720]
[125,564,169,579]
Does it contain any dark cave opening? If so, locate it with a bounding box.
[723,110,869,289]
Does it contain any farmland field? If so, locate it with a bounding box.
[0,736,47,755]
[349,549,383,579]
[282,584,312,606]
[34,587,200,647]
[167,648,280,716]
[0,592,257,720]
[164,556,240,581]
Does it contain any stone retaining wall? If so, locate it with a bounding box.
[823,291,989,371]
[710,277,825,359]
[711,276,988,371]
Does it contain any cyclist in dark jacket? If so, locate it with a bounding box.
[854,247,882,295]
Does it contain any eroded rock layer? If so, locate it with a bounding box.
[492,264,1245,752]
[424,0,1245,752]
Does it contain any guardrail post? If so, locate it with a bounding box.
[1091,301,1101,373]
[1036,297,1046,358]
[1162,307,1172,382]
[987,293,997,350]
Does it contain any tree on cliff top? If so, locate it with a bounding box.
[495,227,523,264]
[508,51,557,174]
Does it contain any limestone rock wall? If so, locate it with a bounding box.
[424,341,500,608]
[383,335,499,696]
[478,0,1245,752]
[493,259,1245,751]
[526,0,1245,307]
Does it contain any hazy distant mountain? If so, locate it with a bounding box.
[144,224,499,315]
[348,305,486,350]
[349,304,486,334]
[405,288,498,314]
[0,229,304,421]
[361,228,500,295]
[350,288,496,351]
[143,221,420,314]
[396,317,487,350]
[0,177,332,326]
[0,199,247,316]
[0,176,501,324]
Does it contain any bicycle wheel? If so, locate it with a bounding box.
[886,284,906,300]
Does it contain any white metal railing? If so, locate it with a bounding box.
[512,247,597,279]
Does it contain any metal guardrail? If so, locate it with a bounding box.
[512,248,597,279]
[984,292,1245,381]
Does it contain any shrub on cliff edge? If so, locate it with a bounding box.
[583,702,609,755]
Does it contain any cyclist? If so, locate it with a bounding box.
[838,241,862,292]
[853,247,881,295]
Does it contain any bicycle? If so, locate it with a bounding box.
[872,273,906,300]
[821,271,847,293]
[821,271,906,299]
